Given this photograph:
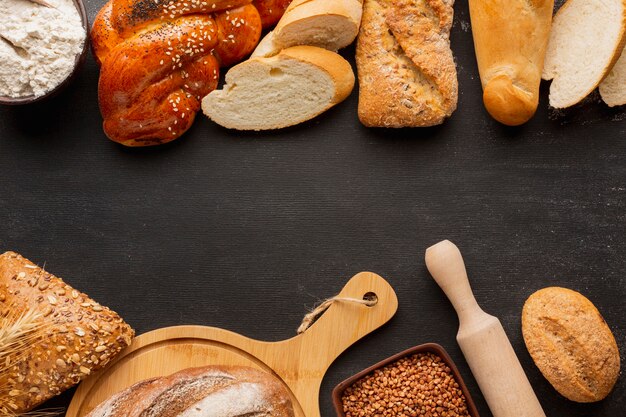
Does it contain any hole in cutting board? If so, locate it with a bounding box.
[363,292,378,306]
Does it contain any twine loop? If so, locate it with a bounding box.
[297,294,377,334]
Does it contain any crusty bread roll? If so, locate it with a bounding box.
[470,0,554,125]
[599,45,626,107]
[202,46,354,130]
[0,252,134,415]
[252,0,363,57]
[356,0,458,127]
[86,366,294,417]
[522,287,620,402]
[542,0,626,108]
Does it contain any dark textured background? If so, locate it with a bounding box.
[0,0,625,416]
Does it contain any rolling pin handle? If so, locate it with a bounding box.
[425,240,483,322]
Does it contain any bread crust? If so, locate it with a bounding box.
[0,252,134,414]
[522,287,620,402]
[86,366,294,417]
[356,0,458,128]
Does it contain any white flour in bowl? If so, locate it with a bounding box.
[0,0,86,98]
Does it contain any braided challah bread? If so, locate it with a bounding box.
[92,0,291,146]
[85,366,295,417]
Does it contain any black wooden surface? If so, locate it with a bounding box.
[0,0,625,416]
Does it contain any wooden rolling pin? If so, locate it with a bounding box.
[425,240,546,417]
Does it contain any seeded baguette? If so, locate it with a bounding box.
[356,0,458,127]
[0,251,134,415]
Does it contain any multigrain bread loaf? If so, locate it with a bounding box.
[202,46,355,130]
[0,251,134,415]
[522,287,620,402]
[86,366,295,417]
[542,0,626,108]
[469,0,554,125]
[252,0,363,57]
[599,46,626,106]
[356,0,458,127]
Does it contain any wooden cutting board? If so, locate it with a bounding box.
[67,272,398,417]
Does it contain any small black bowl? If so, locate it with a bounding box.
[0,0,89,105]
[332,343,480,417]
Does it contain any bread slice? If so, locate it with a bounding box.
[251,0,363,57]
[599,46,626,106]
[202,46,355,130]
[542,0,626,108]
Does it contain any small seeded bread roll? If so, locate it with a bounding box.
[0,252,134,414]
[522,287,620,402]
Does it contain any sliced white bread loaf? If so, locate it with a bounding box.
[252,0,363,57]
[599,46,626,106]
[542,0,626,108]
[202,46,355,130]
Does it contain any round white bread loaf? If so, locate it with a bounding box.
[202,46,355,130]
[542,0,626,108]
[86,366,295,417]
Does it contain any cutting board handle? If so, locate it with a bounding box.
[295,271,398,358]
[425,240,485,323]
[261,271,398,417]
